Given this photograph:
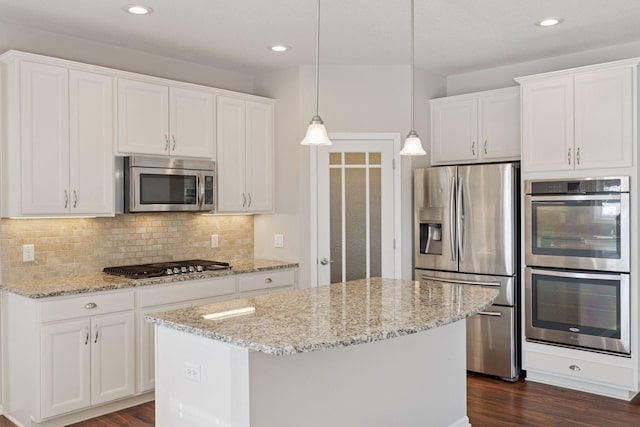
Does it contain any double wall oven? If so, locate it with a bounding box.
[524,177,630,355]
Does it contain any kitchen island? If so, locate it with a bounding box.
[146,277,498,427]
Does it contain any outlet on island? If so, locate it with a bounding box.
[22,244,35,262]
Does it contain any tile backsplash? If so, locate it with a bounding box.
[1,213,253,282]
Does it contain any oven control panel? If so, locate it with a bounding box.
[526,177,629,195]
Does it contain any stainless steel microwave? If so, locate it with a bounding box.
[123,156,215,213]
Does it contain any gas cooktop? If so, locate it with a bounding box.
[103,259,231,279]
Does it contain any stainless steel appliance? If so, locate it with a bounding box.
[524,177,631,355]
[414,162,520,381]
[525,268,630,355]
[524,177,630,272]
[124,156,216,213]
[103,259,231,279]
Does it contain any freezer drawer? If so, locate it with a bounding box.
[466,305,519,380]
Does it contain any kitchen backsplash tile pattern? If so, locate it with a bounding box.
[1,213,253,282]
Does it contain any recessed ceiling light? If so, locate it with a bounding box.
[536,17,563,27]
[124,4,153,15]
[270,45,292,52]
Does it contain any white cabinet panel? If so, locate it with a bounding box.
[117,78,169,156]
[69,70,114,214]
[40,319,91,418]
[574,67,633,169]
[19,61,70,214]
[245,101,274,212]
[91,312,135,405]
[170,87,215,158]
[216,96,274,213]
[431,87,520,165]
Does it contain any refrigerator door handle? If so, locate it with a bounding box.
[449,176,457,262]
[457,177,465,262]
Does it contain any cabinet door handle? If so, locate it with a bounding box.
[483,140,488,155]
[94,328,99,344]
[576,147,580,165]
[265,278,272,284]
[73,190,78,208]
[64,190,69,208]
[172,135,177,151]
[84,302,97,309]
[248,193,252,207]
[164,135,170,151]
[471,141,475,156]
[567,148,572,165]
[242,193,246,207]
[84,327,89,345]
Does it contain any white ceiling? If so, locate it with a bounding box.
[1,0,640,76]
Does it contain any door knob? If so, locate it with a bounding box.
[320,258,334,265]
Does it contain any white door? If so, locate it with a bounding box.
[91,312,135,405]
[432,99,478,164]
[480,88,520,161]
[216,96,246,212]
[316,135,398,285]
[169,87,215,158]
[69,70,114,215]
[245,101,274,212]
[117,78,169,156]
[41,319,91,418]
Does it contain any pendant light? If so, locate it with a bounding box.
[301,0,332,146]
[400,0,426,156]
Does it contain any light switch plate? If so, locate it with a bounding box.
[22,244,35,262]
[274,234,284,248]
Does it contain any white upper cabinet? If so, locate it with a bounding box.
[518,60,636,172]
[7,60,114,217]
[431,86,520,165]
[216,96,274,213]
[117,78,214,159]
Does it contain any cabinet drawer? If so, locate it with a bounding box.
[525,350,634,389]
[238,270,295,293]
[40,290,134,323]
[138,277,236,308]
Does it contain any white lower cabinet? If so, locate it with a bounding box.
[40,312,135,418]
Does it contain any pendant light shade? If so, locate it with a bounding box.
[301,0,332,146]
[400,0,426,156]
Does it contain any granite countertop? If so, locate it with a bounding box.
[1,259,298,299]
[145,277,498,356]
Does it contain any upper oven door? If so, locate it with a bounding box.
[525,194,629,272]
[129,166,209,212]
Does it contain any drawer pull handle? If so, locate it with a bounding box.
[85,302,97,309]
[265,278,273,284]
[478,311,502,317]
[569,364,581,372]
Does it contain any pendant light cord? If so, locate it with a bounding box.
[410,0,415,131]
[315,0,321,117]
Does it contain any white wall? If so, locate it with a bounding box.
[0,21,254,93]
[446,39,640,95]
[254,65,446,285]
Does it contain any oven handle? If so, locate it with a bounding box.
[527,194,623,202]
[419,275,501,288]
[528,268,625,281]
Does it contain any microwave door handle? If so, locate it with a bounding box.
[449,176,457,262]
[457,177,465,262]
[197,175,204,209]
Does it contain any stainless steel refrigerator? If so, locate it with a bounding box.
[414,162,520,381]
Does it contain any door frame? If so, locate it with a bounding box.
[309,132,402,287]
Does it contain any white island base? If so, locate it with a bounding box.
[155,320,469,427]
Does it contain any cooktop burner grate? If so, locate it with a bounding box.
[103,259,231,279]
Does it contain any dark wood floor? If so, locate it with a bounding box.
[3,374,640,426]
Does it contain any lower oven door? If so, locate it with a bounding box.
[467,305,519,380]
[525,267,630,355]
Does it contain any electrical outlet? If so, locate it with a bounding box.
[274,234,284,248]
[22,244,35,262]
[185,362,201,382]
[211,234,219,248]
